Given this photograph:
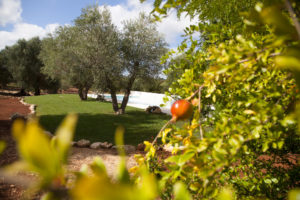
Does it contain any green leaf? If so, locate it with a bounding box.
[117,158,131,184]
[178,151,195,166]
[0,141,6,154]
[288,189,300,200]
[114,126,130,184]
[271,178,278,184]
[138,167,158,199]
[264,179,272,184]
[165,155,180,164]
[90,157,107,176]
[244,110,256,115]
[115,126,126,156]
[217,188,235,200]
[276,56,300,71]
[54,113,77,163]
[263,142,269,152]
[173,182,192,200]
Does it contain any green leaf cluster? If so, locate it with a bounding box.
[139,0,300,199]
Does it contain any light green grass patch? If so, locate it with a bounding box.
[25,94,169,145]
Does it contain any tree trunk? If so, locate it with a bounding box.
[120,72,136,114]
[78,87,89,100]
[105,74,120,113]
[82,87,89,100]
[120,91,130,114]
[78,87,84,100]
[19,88,26,96]
[34,86,40,96]
[110,89,120,113]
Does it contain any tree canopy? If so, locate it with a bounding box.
[2,37,56,95]
[41,5,167,113]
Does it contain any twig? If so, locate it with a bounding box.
[238,52,281,64]
[198,86,203,140]
[284,0,300,40]
[185,85,204,101]
[152,119,173,146]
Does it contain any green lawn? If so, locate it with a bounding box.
[25,94,170,145]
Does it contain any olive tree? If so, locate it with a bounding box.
[118,13,168,113]
[41,5,167,112]
[75,7,168,114]
[0,50,12,88]
[74,6,123,106]
[4,37,46,95]
[40,25,94,100]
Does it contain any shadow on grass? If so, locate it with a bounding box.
[38,111,170,145]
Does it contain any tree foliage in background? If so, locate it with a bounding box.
[0,50,12,88]
[119,13,168,113]
[1,37,59,95]
[41,5,167,113]
[40,23,98,100]
[137,0,300,199]
[132,76,168,93]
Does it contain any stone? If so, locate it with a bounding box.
[152,107,162,114]
[112,145,136,153]
[76,139,91,148]
[71,141,77,146]
[29,105,36,114]
[100,142,113,149]
[137,143,145,151]
[90,142,102,149]
[108,142,113,148]
[99,142,107,148]
[96,94,105,101]
[145,106,162,114]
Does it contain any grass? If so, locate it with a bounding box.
[25,94,170,145]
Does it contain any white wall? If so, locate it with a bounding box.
[88,91,175,115]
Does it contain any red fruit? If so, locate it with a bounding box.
[171,99,193,121]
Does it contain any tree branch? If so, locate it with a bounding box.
[198,86,203,140]
[284,0,300,40]
[238,52,281,64]
[152,119,173,146]
[185,85,204,101]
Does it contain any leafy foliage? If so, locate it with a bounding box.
[40,24,95,100]
[136,0,300,199]
[41,5,167,112]
[2,37,57,95]
[0,50,12,88]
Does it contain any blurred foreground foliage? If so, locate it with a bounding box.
[2,115,202,200]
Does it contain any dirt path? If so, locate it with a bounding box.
[0,95,31,199]
[0,94,138,199]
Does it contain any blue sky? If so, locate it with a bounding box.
[21,0,120,28]
[0,0,195,50]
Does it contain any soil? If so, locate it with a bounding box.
[0,92,139,200]
[0,95,30,200]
